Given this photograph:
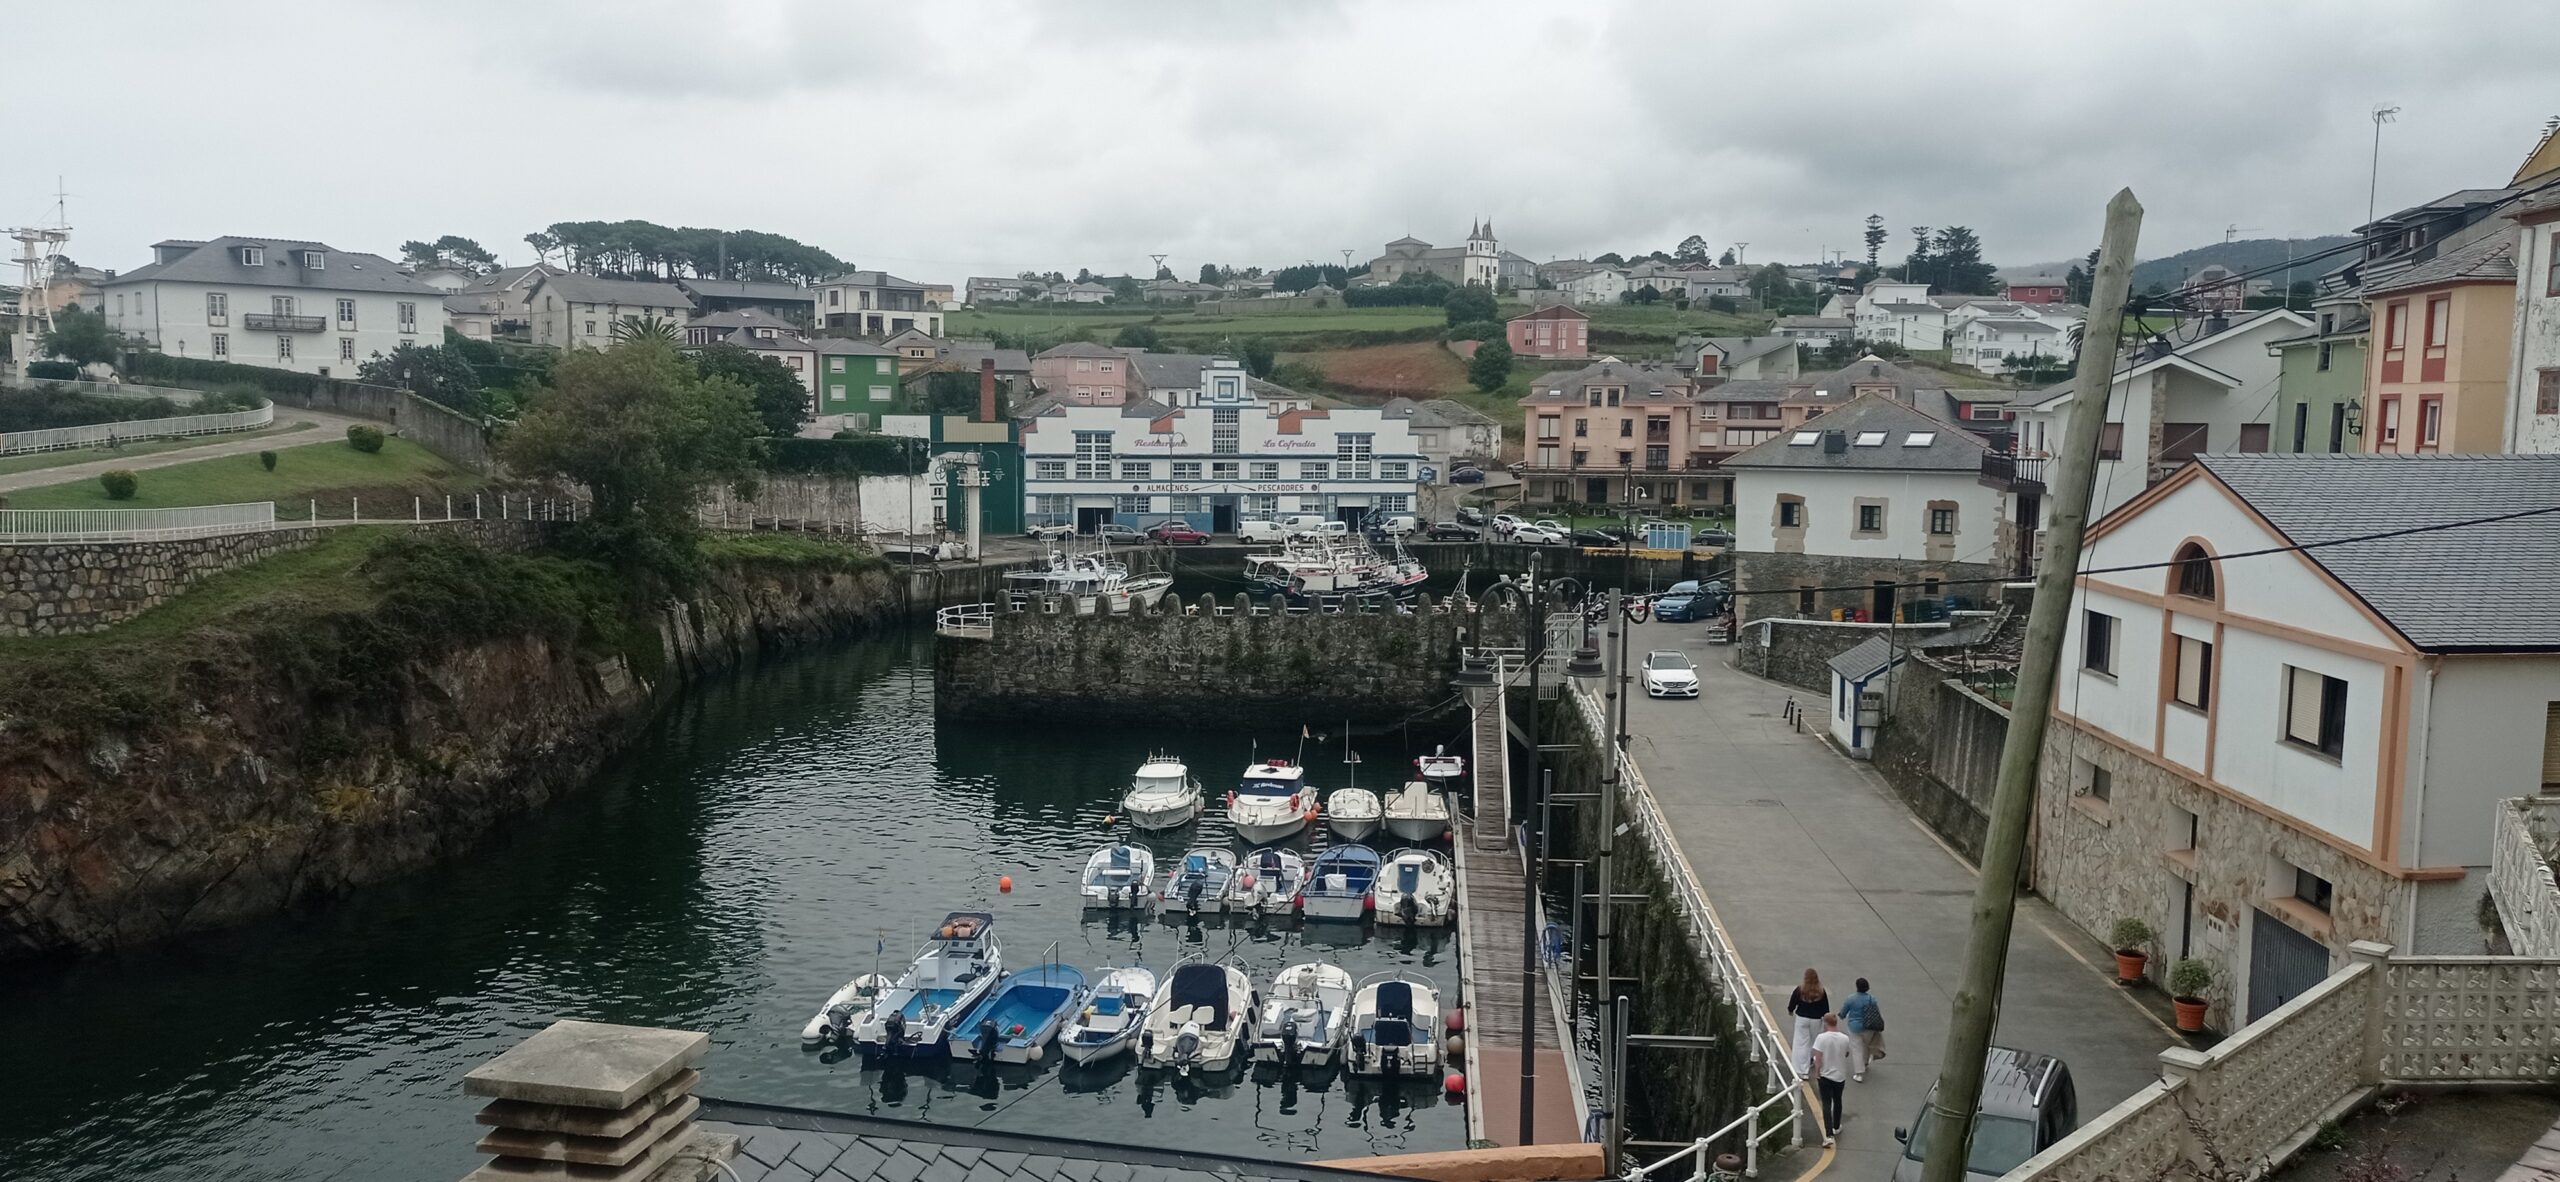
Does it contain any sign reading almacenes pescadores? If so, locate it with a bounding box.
[1022,399,1429,531]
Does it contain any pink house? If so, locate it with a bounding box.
[1030,341,1134,405]
[1507,304,1590,359]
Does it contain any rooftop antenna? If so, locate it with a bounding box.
[2367,104,2402,225]
[8,175,74,378]
[2223,223,2261,244]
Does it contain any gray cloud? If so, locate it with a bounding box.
[15,0,2560,282]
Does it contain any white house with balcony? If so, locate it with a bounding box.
[2040,453,2560,1028]
[1019,390,1424,534]
[99,236,448,376]
[1951,317,2070,374]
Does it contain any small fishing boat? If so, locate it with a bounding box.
[1250,963,1355,1067]
[1080,842,1156,910]
[1299,845,1380,922]
[1415,747,1466,789]
[1325,787,1382,841]
[1121,755,1204,830]
[1157,848,1240,916]
[1373,848,1455,927]
[952,962,1089,1065]
[800,972,893,1047]
[1235,847,1308,916]
[1344,971,1444,1078]
[1140,961,1257,1074]
[851,912,1005,1058]
[1060,966,1158,1065]
[1382,780,1451,842]
[1229,760,1317,844]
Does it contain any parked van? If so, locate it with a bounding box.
[1892,1048,2077,1182]
[1286,516,1347,541]
[1373,515,1419,537]
[1237,519,1289,543]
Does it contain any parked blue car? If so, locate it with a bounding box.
[1653,580,1728,623]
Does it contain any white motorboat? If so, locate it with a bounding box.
[1080,842,1156,910]
[1242,536,1429,603]
[1140,961,1257,1074]
[1325,788,1382,841]
[1382,780,1451,843]
[1059,967,1158,1065]
[1250,963,1355,1067]
[1228,760,1317,844]
[951,962,1088,1065]
[1415,747,1466,789]
[1344,971,1445,1078]
[1157,847,1240,916]
[1373,848,1455,927]
[1235,847,1308,916]
[801,972,893,1046]
[1121,756,1203,831]
[851,912,1005,1057]
[1004,550,1173,615]
[1300,845,1379,922]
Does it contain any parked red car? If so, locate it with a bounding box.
[1148,522,1213,545]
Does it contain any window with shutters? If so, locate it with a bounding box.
[2174,542,2216,598]
[2082,611,2117,675]
[2283,666,2347,758]
[2542,703,2560,792]
[2173,635,2213,710]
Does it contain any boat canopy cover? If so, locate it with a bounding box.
[1110,846,1135,869]
[1238,776,1300,796]
[1396,861,1421,893]
[1256,849,1285,873]
[1183,853,1207,874]
[935,912,994,940]
[1092,994,1127,1017]
[1168,964,1233,1025]
[1376,980,1414,1022]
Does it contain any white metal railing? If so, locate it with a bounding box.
[1573,683,1806,1167]
[1624,1090,1801,1182]
[2489,797,2560,958]
[935,602,996,640]
[0,502,276,543]
[0,401,274,455]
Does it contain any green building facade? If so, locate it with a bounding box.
[2270,306,2368,454]
[815,340,900,417]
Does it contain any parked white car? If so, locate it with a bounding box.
[1026,522,1074,541]
[1290,519,1350,542]
[1642,650,1700,698]
[1237,520,1289,543]
[1372,515,1419,537]
[1492,514,1523,537]
[1511,524,1568,545]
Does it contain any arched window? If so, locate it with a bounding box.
[2174,542,2216,599]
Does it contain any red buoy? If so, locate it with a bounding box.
[998,875,1014,893]
[1446,1008,1466,1033]
[1444,1072,1467,1095]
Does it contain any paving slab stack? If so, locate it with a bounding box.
[461,1020,739,1181]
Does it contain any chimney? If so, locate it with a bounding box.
[978,357,999,422]
[461,1019,735,1180]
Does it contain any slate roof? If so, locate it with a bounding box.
[689,308,801,332]
[1519,359,1689,404]
[1786,356,1950,407]
[699,1098,1393,1182]
[2362,234,2517,296]
[821,269,926,290]
[1122,351,1222,389]
[1695,378,1789,402]
[2189,454,2560,652]
[936,345,1033,373]
[1509,303,1588,322]
[105,235,443,295]
[810,336,896,356]
[532,272,695,308]
[1866,301,1943,316]
[1683,335,1798,367]
[1776,316,1853,330]
[1723,394,1986,472]
[1379,396,1499,428]
[1969,318,2062,334]
[1035,341,1124,359]
[678,276,816,302]
[1829,635,1897,681]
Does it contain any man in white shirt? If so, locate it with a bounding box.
[1810,1014,1857,1147]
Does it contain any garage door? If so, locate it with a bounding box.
[2247,908,2331,1022]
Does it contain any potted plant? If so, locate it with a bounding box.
[2109,918,2155,984]
[2169,958,2214,1032]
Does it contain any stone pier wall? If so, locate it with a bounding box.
[936,596,1493,726]
[1870,666,2010,861]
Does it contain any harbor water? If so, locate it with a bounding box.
[0,635,1469,1182]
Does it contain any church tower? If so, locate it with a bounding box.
[1465,218,1498,286]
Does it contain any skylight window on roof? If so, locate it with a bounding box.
[1788,432,1820,446]
[1854,432,1887,446]
[1904,432,1936,446]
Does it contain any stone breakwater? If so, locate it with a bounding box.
[936,593,1511,727]
[0,555,901,960]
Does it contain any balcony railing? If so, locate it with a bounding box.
[1980,450,2047,490]
[243,313,327,332]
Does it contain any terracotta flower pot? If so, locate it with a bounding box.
[2173,997,2209,1033]
[2114,950,2148,984]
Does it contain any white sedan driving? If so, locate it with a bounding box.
[1642,650,1700,698]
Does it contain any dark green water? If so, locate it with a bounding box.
[0,635,1467,1181]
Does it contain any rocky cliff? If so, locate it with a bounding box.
[0,553,899,960]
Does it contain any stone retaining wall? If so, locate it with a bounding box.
[1870,666,2009,861]
[1730,616,1952,691]
[261,380,495,472]
[1730,550,1998,625]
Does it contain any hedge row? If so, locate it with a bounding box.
[764,435,928,477]
[126,352,327,396]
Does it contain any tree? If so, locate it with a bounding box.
[1592,252,1626,266]
[1927,226,1999,295]
[1109,276,1143,303]
[1905,226,1933,283]
[1468,339,1513,393]
[1718,248,1737,267]
[400,235,498,274]
[1271,263,1349,293]
[39,305,122,368]
[1114,324,1163,350]
[1154,265,1174,281]
[1239,338,1276,378]
[692,344,809,436]
[1635,284,1662,305]
[497,342,764,583]
[1746,263,1795,306]
[1074,267,1097,285]
[2065,248,2100,305]
[1675,235,1711,263]
[1198,263,1226,285]
[1443,284,1499,326]
[358,342,485,415]
[610,315,682,346]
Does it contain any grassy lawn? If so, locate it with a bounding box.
[0,527,394,661]
[2,436,481,511]
[0,424,307,478]
[1577,303,1777,338]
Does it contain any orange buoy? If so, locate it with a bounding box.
[1446,1008,1466,1033]
[998,875,1014,893]
[1444,1072,1467,1095]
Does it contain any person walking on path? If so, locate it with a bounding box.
[1810,1014,1856,1146]
[1785,968,1830,1075]
[1840,977,1885,1081]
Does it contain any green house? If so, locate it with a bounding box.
[2269,305,2368,453]
[813,338,900,416]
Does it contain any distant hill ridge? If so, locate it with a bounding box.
[2001,235,2357,294]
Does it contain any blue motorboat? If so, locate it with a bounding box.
[951,962,1089,1064]
[851,912,1004,1058]
[1300,845,1380,921]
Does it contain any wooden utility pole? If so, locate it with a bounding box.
[1919,189,2142,1182]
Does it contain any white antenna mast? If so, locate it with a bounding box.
[8,176,74,378]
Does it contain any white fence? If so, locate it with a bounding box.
[2008,942,2560,1182]
[0,401,275,456]
[0,502,277,543]
[2490,797,2560,959]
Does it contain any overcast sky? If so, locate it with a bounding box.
[16,1,2559,281]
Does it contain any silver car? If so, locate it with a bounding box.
[1641,650,1699,698]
